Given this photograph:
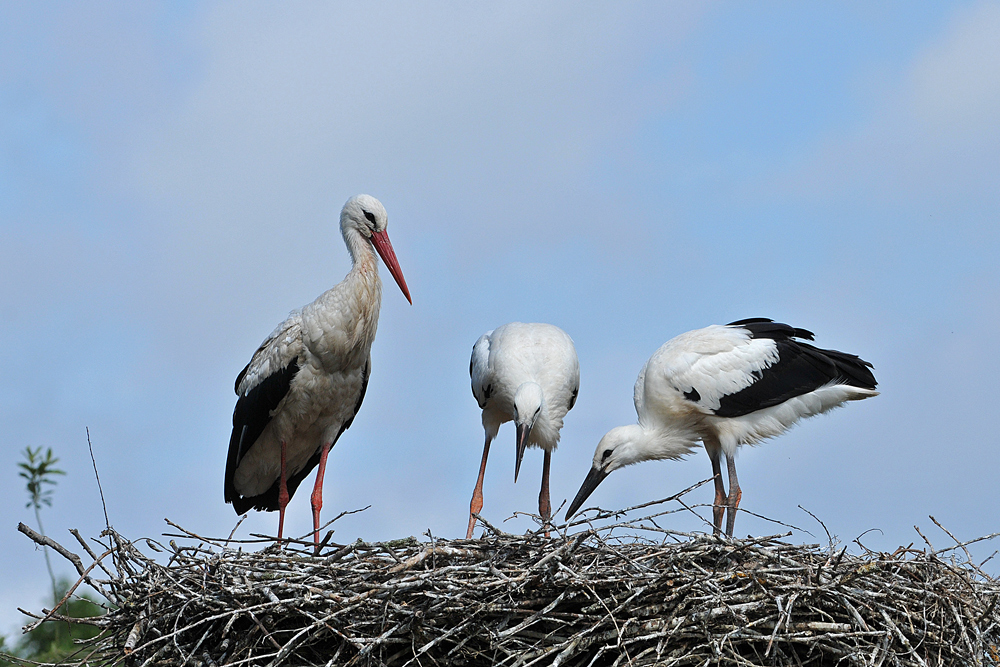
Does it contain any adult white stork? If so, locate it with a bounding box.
[566,318,877,537]
[224,194,411,545]
[468,322,580,539]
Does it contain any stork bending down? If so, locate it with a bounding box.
[467,322,580,538]
[566,319,877,537]
[224,195,411,545]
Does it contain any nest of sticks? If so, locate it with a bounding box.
[13,487,1000,667]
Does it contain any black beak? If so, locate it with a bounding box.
[566,466,609,519]
[514,422,531,483]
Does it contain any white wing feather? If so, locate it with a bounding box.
[236,310,305,397]
[470,331,494,409]
[642,324,779,416]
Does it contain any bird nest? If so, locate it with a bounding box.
[12,493,1000,667]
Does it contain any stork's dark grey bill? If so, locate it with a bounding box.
[566,466,609,519]
[514,422,531,483]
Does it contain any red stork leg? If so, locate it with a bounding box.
[724,454,742,538]
[466,435,492,539]
[277,440,289,542]
[539,449,552,538]
[706,445,726,536]
[310,441,332,549]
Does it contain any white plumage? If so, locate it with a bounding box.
[224,195,411,545]
[467,322,580,538]
[567,318,878,536]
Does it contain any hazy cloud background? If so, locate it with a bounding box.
[2,2,999,634]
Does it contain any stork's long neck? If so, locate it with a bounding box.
[626,421,700,464]
[532,398,565,448]
[302,225,383,371]
[515,382,562,449]
[341,226,383,340]
[343,225,379,274]
[340,226,379,295]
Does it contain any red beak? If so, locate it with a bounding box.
[370,229,412,304]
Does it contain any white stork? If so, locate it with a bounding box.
[566,318,877,537]
[467,322,580,538]
[224,194,411,545]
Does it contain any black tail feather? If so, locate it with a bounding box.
[231,449,321,514]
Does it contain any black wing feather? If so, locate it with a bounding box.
[225,359,300,509]
[230,356,371,514]
[713,320,876,418]
[727,317,815,341]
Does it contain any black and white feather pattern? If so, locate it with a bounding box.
[572,317,878,534]
[635,317,879,455]
[691,318,875,418]
[223,303,374,514]
[223,195,403,519]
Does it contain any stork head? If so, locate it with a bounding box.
[512,382,544,483]
[566,422,699,519]
[341,194,412,304]
[565,425,645,519]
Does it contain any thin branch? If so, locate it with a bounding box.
[87,427,111,531]
[14,512,1000,667]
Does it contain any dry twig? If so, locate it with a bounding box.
[11,503,1000,666]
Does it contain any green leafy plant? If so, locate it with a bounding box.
[0,579,105,666]
[18,447,65,605]
[18,580,104,663]
[7,447,108,665]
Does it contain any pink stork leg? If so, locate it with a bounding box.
[466,435,492,539]
[724,454,742,538]
[539,449,552,538]
[705,444,726,536]
[310,441,332,548]
[277,441,289,542]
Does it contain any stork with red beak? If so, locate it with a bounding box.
[224,194,411,545]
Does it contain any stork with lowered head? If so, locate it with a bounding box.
[567,319,877,537]
[468,322,580,538]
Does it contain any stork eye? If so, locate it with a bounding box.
[601,449,613,461]
[363,210,377,225]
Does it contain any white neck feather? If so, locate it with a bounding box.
[612,422,699,468]
[342,224,377,270]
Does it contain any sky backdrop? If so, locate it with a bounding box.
[3,1,1000,636]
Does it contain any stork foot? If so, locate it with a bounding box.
[311,442,332,553]
[466,506,481,541]
[468,484,485,540]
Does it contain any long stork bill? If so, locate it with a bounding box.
[565,466,609,519]
[514,422,531,483]
[371,229,412,304]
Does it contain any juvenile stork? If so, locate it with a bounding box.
[468,322,580,539]
[566,319,877,537]
[224,194,411,545]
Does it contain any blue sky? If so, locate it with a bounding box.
[3,2,999,635]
